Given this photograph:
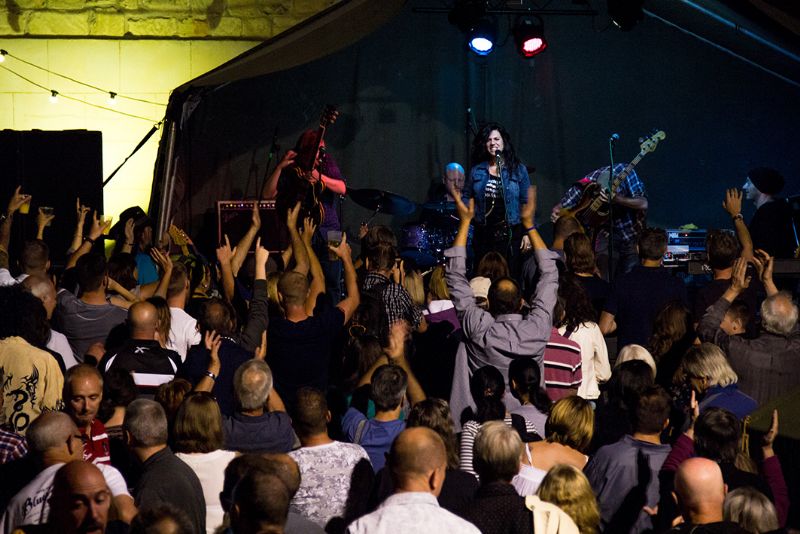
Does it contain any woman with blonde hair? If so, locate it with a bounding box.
[512,395,593,496]
[173,391,236,534]
[538,464,601,534]
[679,342,757,419]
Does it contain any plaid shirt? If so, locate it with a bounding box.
[559,164,647,243]
[362,272,423,328]
[0,427,27,464]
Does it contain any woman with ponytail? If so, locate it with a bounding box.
[458,365,537,477]
[508,357,551,437]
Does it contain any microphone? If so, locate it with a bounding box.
[495,150,503,164]
[609,133,620,143]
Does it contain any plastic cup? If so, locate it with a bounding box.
[18,198,31,214]
[40,206,54,226]
[327,230,342,261]
[101,215,113,235]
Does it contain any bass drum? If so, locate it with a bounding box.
[399,223,438,268]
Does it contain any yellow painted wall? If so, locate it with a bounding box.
[0,38,260,222]
[0,0,338,223]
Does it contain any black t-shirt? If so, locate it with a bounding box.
[575,274,610,321]
[100,339,181,397]
[605,266,688,350]
[669,521,750,534]
[267,297,344,407]
[749,199,796,259]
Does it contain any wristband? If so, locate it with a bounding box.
[84,236,96,245]
[524,225,537,233]
[204,370,217,381]
[732,213,744,221]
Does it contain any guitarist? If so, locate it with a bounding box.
[551,164,648,279]
[262,130,347,298]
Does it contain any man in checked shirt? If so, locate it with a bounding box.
[551,164,648,280]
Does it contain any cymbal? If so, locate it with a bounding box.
[348,188,417,215]
[421,200,456,212]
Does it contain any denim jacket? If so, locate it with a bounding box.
[463,161,531,225]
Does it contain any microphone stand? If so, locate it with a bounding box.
[260,127,280,198]
[607,138,616,283]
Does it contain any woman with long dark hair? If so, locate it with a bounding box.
[463,123,531,269]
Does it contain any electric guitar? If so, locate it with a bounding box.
[560,130,666,229]
[277,105,339,227]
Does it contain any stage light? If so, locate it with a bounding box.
[467,17,496,56]
[513,16,548,58]
[608,0,643,31]
[49,90,59,104]
[108,92,117,105]
[0,50,7,63]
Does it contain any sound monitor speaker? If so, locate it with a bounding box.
[0,130,103,266]
[217,200,288,252]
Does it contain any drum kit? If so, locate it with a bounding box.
[348,187,472,268]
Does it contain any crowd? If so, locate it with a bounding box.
[0,172,796,534]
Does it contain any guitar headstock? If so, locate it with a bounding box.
[168,224,193,247]
[320,105,339,128]
[638,130,666,155]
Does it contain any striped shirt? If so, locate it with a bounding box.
[543,328,583,401]
[81,418,111,465]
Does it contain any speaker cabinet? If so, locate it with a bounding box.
[0,130,103,266]
[216,200,288,252]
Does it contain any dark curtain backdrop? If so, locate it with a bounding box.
[162,0,800,254]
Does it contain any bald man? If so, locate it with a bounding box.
[47,461,120,534]
[64,365,110,465]
[0,413,135,533]
[21,275,78,370]
[99,301,181,397]
[669,458,748,533]
[347,428,479,534]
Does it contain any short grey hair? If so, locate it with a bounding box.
[124,399,168,447]
[474,420,523,482]
[27,412,76,453]
[234,360,273,411]
[760,292,798,336]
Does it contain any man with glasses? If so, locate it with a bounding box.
[0,412,135,532]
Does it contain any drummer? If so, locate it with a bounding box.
[426,162,465,203]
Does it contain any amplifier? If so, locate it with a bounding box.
[216,200,288,252]
[664,229,707,263]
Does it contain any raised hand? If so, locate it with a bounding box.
[7,186,31,214]
[216,235,236,266]
[385,320,410,361]
[255,236,269,267]
[124,218,135,246]
[730,257,751,293]
[287,202,301,228]
[277,150,297,171]
[723,188,743,217]
[328,232,351,260]
[150,248,174,278]
[302,217,317,244]
[37,207,55,229]
[89,210,111,240]
[752,249,774,284]
[451,187,474,223]
[204,330,222,363]
[76,198,90,220]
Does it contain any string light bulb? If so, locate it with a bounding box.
[107,91,117,105]
[0,50,7,63]
[49,90,59,104]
